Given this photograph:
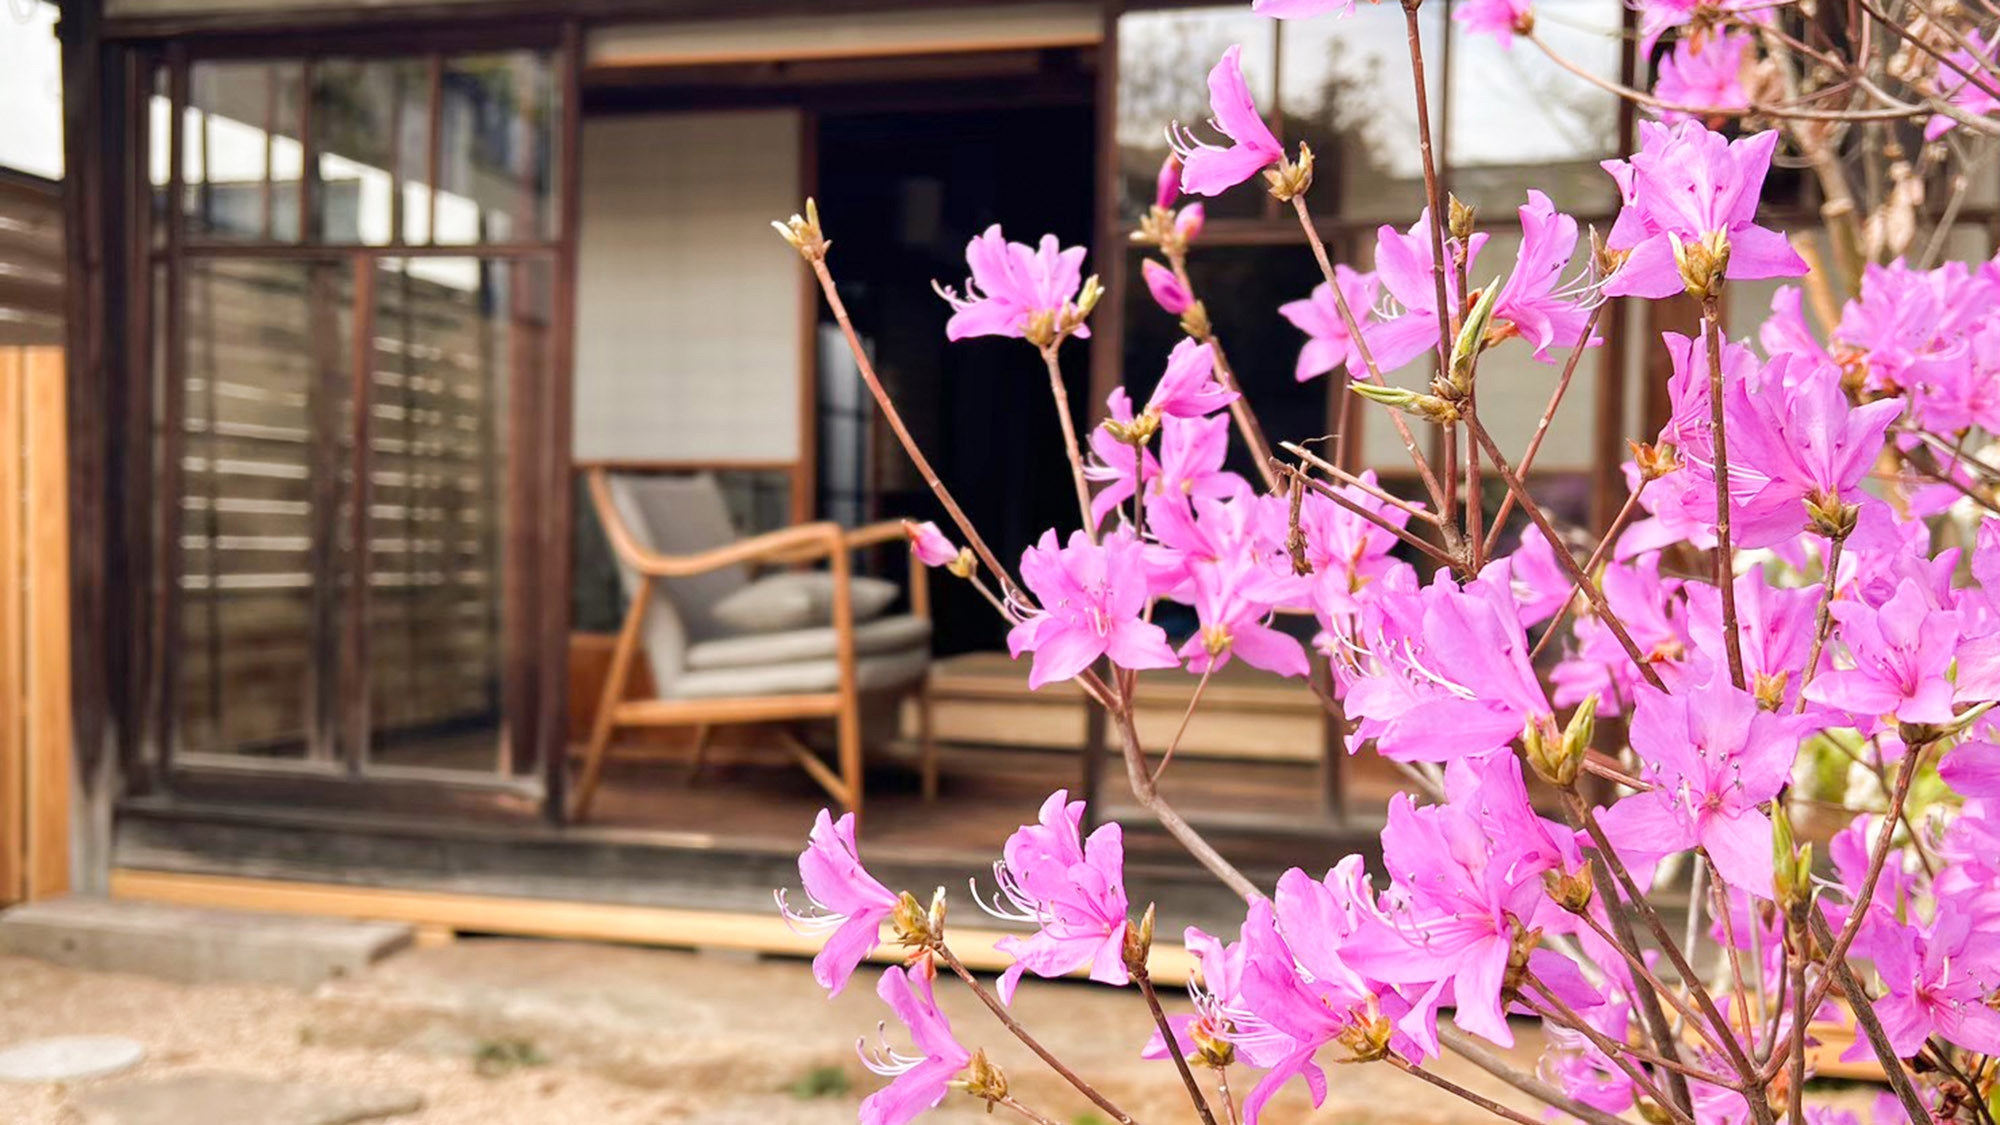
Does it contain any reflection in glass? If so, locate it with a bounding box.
[176,259,353,758]
[1277,4,1446,222]
[1445,0,1623,214]
[312,59,429,245]
[429,53,559,245]
[1115,8,1275,223]
[163,62,308,241]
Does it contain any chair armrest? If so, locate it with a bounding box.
[841,520,910,550]
[627,521,846,578]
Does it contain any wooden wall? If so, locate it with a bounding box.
[0,345,72,904]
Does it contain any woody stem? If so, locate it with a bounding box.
[936,944,1136,1125]
[1135,965,1220,1125]
[1042,342,1098,542]
[1701,300,1748,692]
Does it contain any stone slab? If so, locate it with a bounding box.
[0,1036,145,1084]
[0,896,412,991]
[68,1072,421,1125]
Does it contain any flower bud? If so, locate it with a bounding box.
[1156,155,1184,210]
[946,548,977,580]
[1337,1012,1395,1062]
[958,1049,1008,1103]
[1447,280,1503,398]
[1543,868,1595,914]
[1264,143,1316,202]
[1141,259,1193,316]
[1190,1020,1236,1069]
[1448,194,1476,242]
[1024,309,1058,349]
[904,520,958,568]
[1175,203,1206,244]
[1629,440,1683,481]
[1524,696,1595,789]
[1803,490,1860,541]
[1773,807,1812,919]
[891,889,938,948]
[1671,228,1732,301]
[771,197,830,260]
[1179,300,1213,341]
[1753,670,1790,712]
[1590,226,1627,280]
[1123,903,1156,976]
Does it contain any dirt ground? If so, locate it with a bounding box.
[0,939,1884,1125]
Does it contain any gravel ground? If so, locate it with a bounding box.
[0,954,692,1124]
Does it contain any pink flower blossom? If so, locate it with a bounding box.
[904,521,958,569]
[1454,0,1534,47]
[1179,555,1311,677]
[1151,413,1240,511]
[1654,32,1752,122]
[1154,154,1183,208]
[1851,904,2000,1060]
[1171,46,1285,197]
[859,962,973,1125]
[1803,578,1960,725]
[778,810,898,996]
[983,791,1131,1003]
[1177,203,1207,242]
[1925,31,2000,141]
[1597,681,1800,897]
[1492,191,1596,360]
[1724,354,1903,549]
[1366,211,1487,370]
[1141,259,1193,316]
[1279,266,1379,381]
[1635,0,1772,54]
[1942,741,2000,798]
[1600,121,1807,300]
[1252,0,1357,19]
[1007,530,1179,689]
[1084,389,1160,530]
[937,225,1090,341]
[1146,338,1237,418]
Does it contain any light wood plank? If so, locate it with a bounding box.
[109,868,1197,984]
[0,349,25,903]
[24,347,68,899]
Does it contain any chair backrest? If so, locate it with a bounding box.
[599,471,750,688]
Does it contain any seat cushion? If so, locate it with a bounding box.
[669,646,930,700]
[683,614,931,671]
[711,573,900,634]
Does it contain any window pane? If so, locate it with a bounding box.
[1445,0,1623,215]
[365,257,545,774]
[170,62,308,242]
[312,59,428,246]
[176,259,354,759]
[426,52,559,246]
[1277,3,1446,222]
[0,0,64,180]
[1459,228,1603,472]
[1116,8,1276,224]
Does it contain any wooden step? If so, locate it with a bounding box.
[910,652,1331,764]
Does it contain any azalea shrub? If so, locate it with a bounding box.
[770,0,2000,1122]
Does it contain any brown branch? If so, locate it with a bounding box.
[1135,962,1220,1125]
[936,945,1137,1125]
[1700,305,1748,692]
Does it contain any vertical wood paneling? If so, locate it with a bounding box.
[0,350,25,903]
[23,347,71,900]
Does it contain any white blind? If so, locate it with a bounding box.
[572,110,805,464]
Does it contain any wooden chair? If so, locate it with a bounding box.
[571,468,936,823]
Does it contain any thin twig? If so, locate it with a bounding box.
[1700,304,1748,692]
[1041,342,1098,543]
[1153,665,1215,784]
[1796,534,1847,712]
[1807,909,1935,1124]
[936,945,1137,1125]
[1483,302,1607,556]
[1135,964,1220,1125]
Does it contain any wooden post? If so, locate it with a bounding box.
[25,348,72,899]
[0,349,26,903]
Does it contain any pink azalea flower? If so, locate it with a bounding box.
[1007,529,1179,689]
[1176,202,1207,242]
[1141,924,1248,1063]
[1146,338,1237,418]
[1232,894,1366,1122]
[1596,681,1800,897]
[1454,0,1533,47]
[1333,564,1553,761]
[1150,413,1240,510]
[983,791,1131,1003]
[1684,566,1821,708]
[778,809,898,996]
[1179,555,1311,677]
[1925,31,2000,141]
[1171,46,1285,197]
[1278,265,1379,382]
[859,962,973,1125]
[1850,904,2000,1061]
[1365,210,1487,371]
[903,521,958,569]
[1551,552,1691,713]
[1140,259,1193,316]
[1760,286,1835,367]
[1492,190,1596,359]
[1253,0,1357,17]
[1654,31,1752,121]
[1297,472,1415,618]
[937,225,1090,341]
[1600,121,1807,300]
[1725,354,1904,549]
[1154,155,1183,208]
[1635,0,1772,53]
[1941,741,2000,798]
[1083,389,1161,530]
[1803,578,1960,725]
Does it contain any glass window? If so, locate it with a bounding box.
[1116,8,1276,224]
[170,62,309,242]
[0,1,63,180]
[1445,0,1623,216]
[430,53,560,245]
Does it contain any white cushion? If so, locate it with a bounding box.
[669,646,930,699]
[712,572,899,634]
[684,614,931,671]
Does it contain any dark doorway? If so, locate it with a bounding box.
[814,101,1098,656]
